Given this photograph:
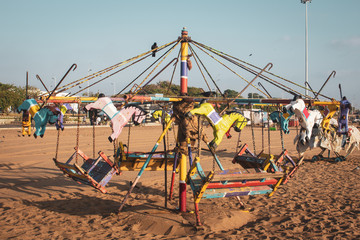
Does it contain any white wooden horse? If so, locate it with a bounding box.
[85,97,147,142]
[296,125,360,158]
[283,97,323,145]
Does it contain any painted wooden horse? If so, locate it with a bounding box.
[152,109,172,126]
[338,97,352,135]
[296,125,360,159]
[269,111,294,134]
[283,96,323,145]
[186,101,247,149]
[85,97,147,142]
[17,99,60,138]
[55,103,73,131]
[21,110,32,136]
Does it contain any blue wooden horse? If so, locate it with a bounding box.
[17,99,60,138]
[269,111,294,134]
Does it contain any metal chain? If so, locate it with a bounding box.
[127,120,131,155]
[267,106,271,155]
[278,105,285,152]
[235,128,242,153]
[54,129,60,160]
[113,135,116,158]
[250,105,256,155]
[92,117,96,158]
[76,100,81,163]
[166,130,170,152]
[261,107,264,152]
[197,115,203,158]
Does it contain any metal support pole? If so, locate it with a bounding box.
[179,153,187,212]
[179,27,190,212]
[26,71,29,98]
[305,1,309,97]
[180,27,189,96]
[301,0,311,97]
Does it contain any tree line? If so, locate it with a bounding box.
[0,83,40,113]
[0,80,263,113]
[135,81,264,99]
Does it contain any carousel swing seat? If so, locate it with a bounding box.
[232,143,302,184]
[114,142,177,171]
[186,157,286,225]
[53,147,119,193]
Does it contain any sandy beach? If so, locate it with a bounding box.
[1,124,360,239]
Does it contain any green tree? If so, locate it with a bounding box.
[0,83,40,113]
[224,89,240,98]
[248,92,264,99]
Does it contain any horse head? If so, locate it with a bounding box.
[17,99,39,116]
[124,104,147,125]
[283,98,309,121]
[270,110,294,134]
[226,111,247,132]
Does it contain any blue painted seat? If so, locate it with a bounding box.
[53,148,120,193]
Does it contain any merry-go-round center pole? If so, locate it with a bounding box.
[179,27,189,212]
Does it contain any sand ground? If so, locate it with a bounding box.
[1,123,360,239]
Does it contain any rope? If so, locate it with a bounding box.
[131,41,181,97]
[193,40,332,100]
[196,41,302,99]
[195,41,303,98]
[119,42,180,96]
[72,54,151,97]
[188,44,213,92]
[137,58,179,91]
[53,40,178,96]
[166,48,181,95]
[192,41,268,98]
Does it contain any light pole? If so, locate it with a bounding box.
[87,69,92,96]
[111,82,116,96]
[301,0,311,98]
[52,77,56,90]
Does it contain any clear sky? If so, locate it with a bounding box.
[1,0,359,107]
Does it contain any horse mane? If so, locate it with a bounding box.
[43,105,61,115]
[226,110,243,115]
[124,104,148,114]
